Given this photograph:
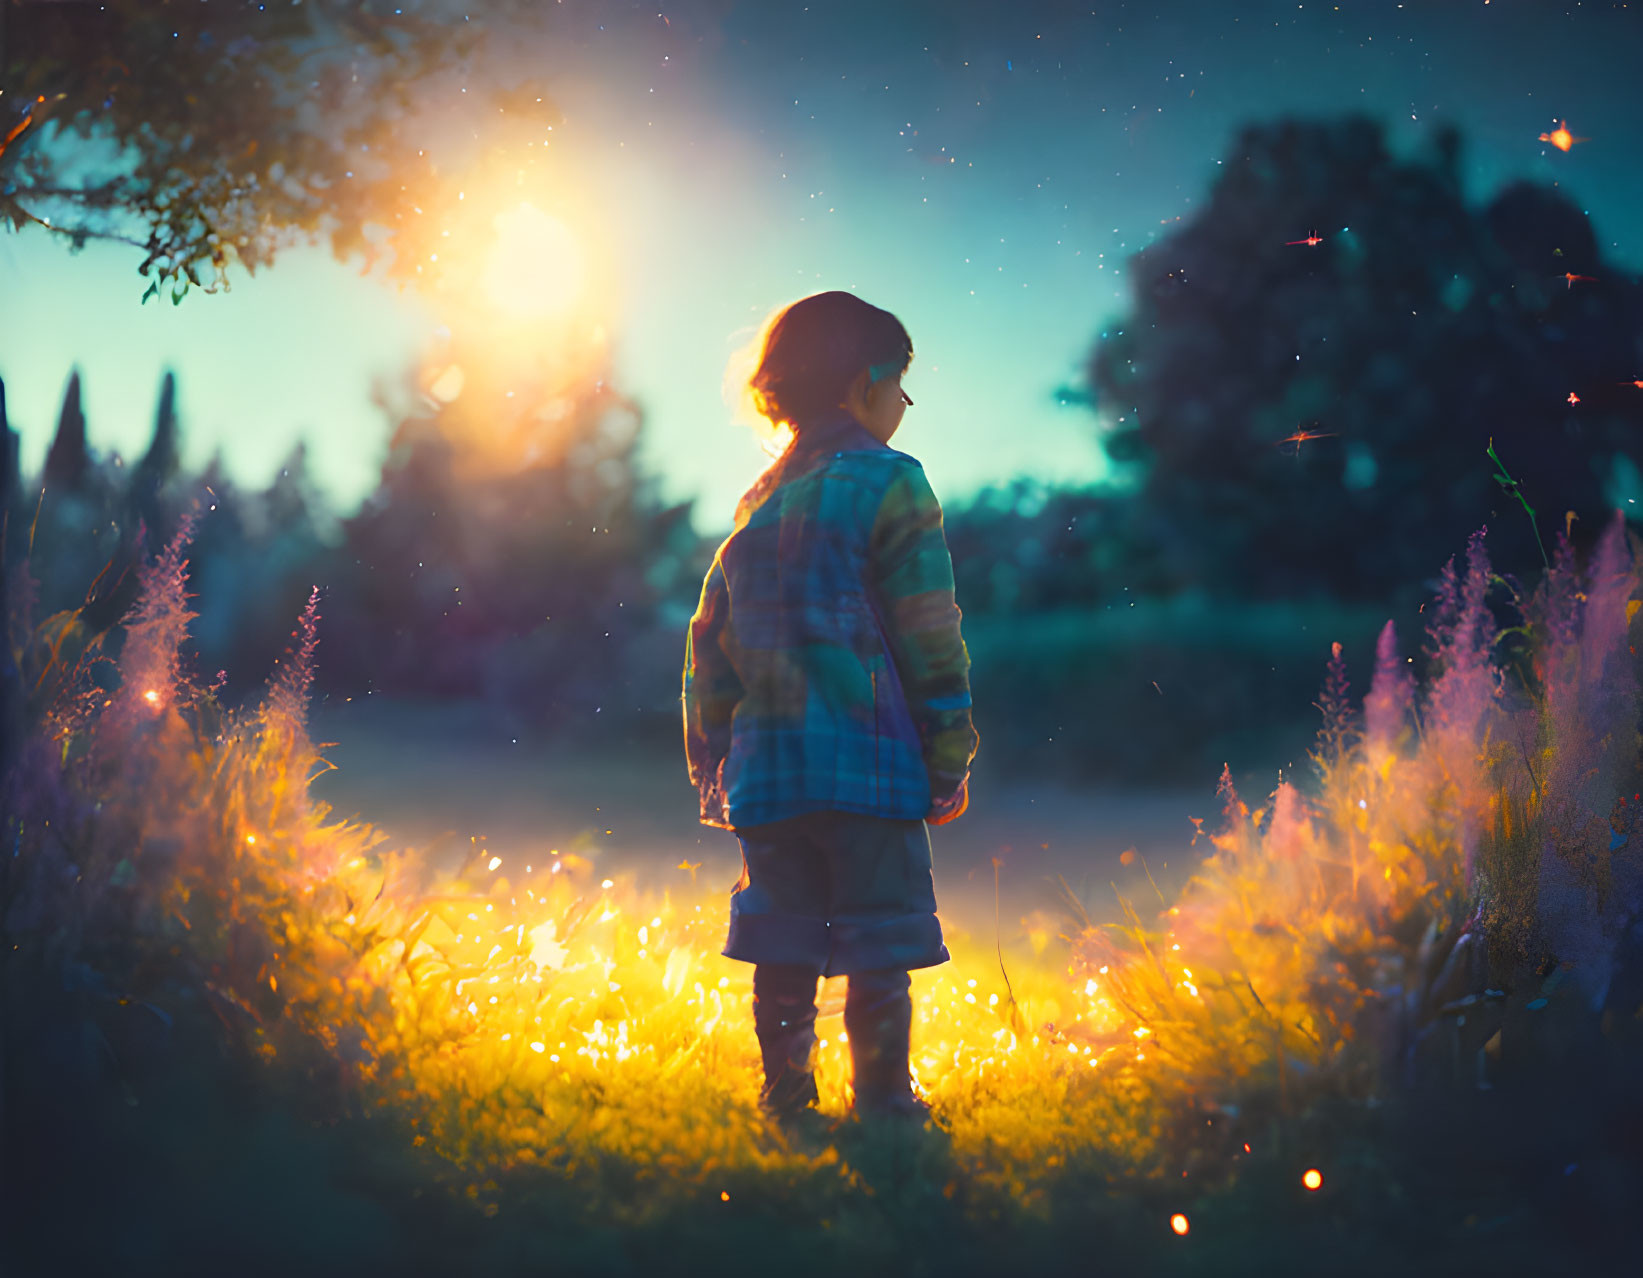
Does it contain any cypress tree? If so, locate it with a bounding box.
[42,369,89,492]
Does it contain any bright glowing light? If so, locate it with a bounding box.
[1170,1213,1190,1236]
[143,689,160,705]
[1538,121,1587,152]
[528,921,569,971]
[488,856,503,871]
[1302,1168,1323,1191]
[428,364,466,402]
[482,203,585,318]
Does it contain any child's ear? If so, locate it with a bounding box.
[840,368,869,412]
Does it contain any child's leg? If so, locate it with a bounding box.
[752,962,820,1114]
[844,968,919,1113]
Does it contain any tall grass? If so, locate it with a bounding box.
[3,515,1639,1242]
[1067,518,1641,1124]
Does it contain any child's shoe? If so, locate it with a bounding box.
[759,1063,820,1118]
[765,1096,836,1150]
[852,1090,932,1125]
[844,968,928,1123]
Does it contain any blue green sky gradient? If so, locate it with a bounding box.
[4,1,1640,534]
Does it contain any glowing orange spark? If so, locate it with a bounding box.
[1538,121,1588,151]
[143,689,160,705]
[1567,392,1580,406]
[676,859,702,884]
[1285,229,1324,247]
[1618,380,1643,390]
[1302,1168,1323,1191]
[1170,1213,1190,1236]
[1275,427,1337,457]
[1559,272,1597,289]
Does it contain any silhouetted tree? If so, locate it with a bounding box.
[24,369,137,632]
[316,372,705,737]
[186,440,339,702]
[1085,115,1643,602]
[41,369,88,491]
[127,369,180,542]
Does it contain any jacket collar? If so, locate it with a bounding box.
[791,409,886,454]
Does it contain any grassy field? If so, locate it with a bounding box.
[4,522,1642,1275]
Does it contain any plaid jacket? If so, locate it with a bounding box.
[682,412,978,830]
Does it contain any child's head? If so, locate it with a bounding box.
[741,291,913,436]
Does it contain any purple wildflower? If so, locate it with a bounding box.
[1363,620,1413,759]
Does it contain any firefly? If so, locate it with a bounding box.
[1286,229,1324,247]
[1302,1168,1323,1191]
[1559,272,1597,289]
[1618,380,1643,391]
[1567,392,1581,406]
[1170,1213,1190,1236]
[1275,427,1337,457]
[1538,121,1588,152]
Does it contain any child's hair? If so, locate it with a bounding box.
[736,291,913,432]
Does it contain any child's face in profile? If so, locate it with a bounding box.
[842,366,912,445]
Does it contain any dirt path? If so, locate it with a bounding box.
[308,698,1228,948]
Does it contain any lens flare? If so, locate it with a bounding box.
[482,202,586,319]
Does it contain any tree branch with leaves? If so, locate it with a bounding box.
[1,0,554,302]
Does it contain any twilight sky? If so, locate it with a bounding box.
[3,0,1641,534]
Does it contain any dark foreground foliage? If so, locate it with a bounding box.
[4,983,1640,1277]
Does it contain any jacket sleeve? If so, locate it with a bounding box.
[868,461,979,814]
[682,554,743,804]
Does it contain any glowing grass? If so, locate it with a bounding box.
[5,515,1638,1231]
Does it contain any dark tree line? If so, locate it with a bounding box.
[1,366,709,755]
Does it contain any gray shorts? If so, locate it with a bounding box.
[723,809,950,976]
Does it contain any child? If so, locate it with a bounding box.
[682,290,978,1124]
